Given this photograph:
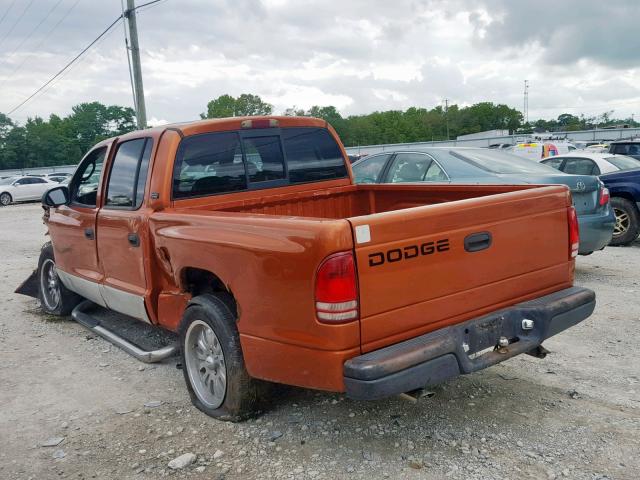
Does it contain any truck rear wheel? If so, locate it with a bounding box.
[610,197,639,246]
[37,243,82,315]
[180,293,264,421]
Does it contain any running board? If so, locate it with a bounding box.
[72,300,178,363]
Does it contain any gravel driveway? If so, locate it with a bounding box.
[0,203,638,480]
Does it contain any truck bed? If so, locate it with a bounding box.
[198,183,541,219]
[168,182,574,355]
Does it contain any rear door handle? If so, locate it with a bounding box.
[84,228,95,240]
[128,233,140,247]
[464,232,492,252]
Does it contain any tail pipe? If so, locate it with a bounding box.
[72,300,177,363]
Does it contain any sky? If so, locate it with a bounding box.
[1,0,639,126]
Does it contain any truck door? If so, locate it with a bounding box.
[47,146,109,305]
[96,138,153,322]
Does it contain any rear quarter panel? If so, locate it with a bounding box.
[149,210,359,390]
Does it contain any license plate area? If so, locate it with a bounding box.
[462,314,521,360]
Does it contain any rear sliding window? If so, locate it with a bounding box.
[173,127,348,198]
[282,128,347,183]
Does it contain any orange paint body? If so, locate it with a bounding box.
[46,116,575,392]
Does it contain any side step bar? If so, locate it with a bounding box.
[72,300,178,364]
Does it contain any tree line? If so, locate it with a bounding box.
[1,94,636,170]
[0,102,136,170]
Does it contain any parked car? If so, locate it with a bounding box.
[609,140,640,160]
[0,175,57,206]
[539,152,640,175]
[352,148,615,255]
[47,175,72,183]
[539,152,640,245]
[595,169,640,245]
[16,116,595,421]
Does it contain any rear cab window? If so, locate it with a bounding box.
[172,127,348,199]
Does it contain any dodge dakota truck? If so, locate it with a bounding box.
[20,116,595,420]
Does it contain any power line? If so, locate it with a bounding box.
[22,20,121,117]
[7,15,123,115]
[0,0,36,50]
[0,0,82,89]
[5,0,168,117]
[136,0,169,14]
[1,0,65,65]
[135,0,166,10]
[0,0,19,29]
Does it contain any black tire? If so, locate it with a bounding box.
[0,192,12,206]
[37,243,82,315]
[179,293,266,421]
[610,197,640,246]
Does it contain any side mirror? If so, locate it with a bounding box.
[42,186,70,208]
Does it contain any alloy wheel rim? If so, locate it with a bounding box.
[40,259,61,310]
[184,320,227,409]
[0,193,10,205]
[613,208,630,236]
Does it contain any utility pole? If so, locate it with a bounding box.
[523,80,529,125]
[444,98,449,140]
[125,0,147,129]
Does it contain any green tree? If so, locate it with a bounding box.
[235,94,273,116]
[201,94,272,118]
[0,102,136,170]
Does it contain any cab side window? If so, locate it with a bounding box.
[70,148,106,207]
[105,138,153,209]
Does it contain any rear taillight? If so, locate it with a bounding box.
[568,206,579,259]
[315,252,359,323]
[599,187,610,206]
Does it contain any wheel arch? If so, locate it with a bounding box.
[610,191,637,204]
[179,267,238,315]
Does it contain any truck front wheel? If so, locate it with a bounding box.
[180,293,265,421]
[37,243,82,315]
[610,197,640,246]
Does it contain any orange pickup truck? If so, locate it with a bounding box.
[21,116,595,420]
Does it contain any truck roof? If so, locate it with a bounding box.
[96,116,330,147]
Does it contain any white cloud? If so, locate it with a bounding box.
[1,0,639,125]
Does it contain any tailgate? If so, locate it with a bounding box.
[349,185,574,352]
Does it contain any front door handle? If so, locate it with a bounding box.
[128,233,140,247]
[84,228,95,240]
[464,232,492,252]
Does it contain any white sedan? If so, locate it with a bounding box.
[0,176,58,206]
[539,152,640,175]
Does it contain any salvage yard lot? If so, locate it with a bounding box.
[1,203,638,480]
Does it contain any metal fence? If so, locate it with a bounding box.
[0,164,77,178]
[345,126,640,155]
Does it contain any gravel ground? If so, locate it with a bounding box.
[0,202,638,480]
